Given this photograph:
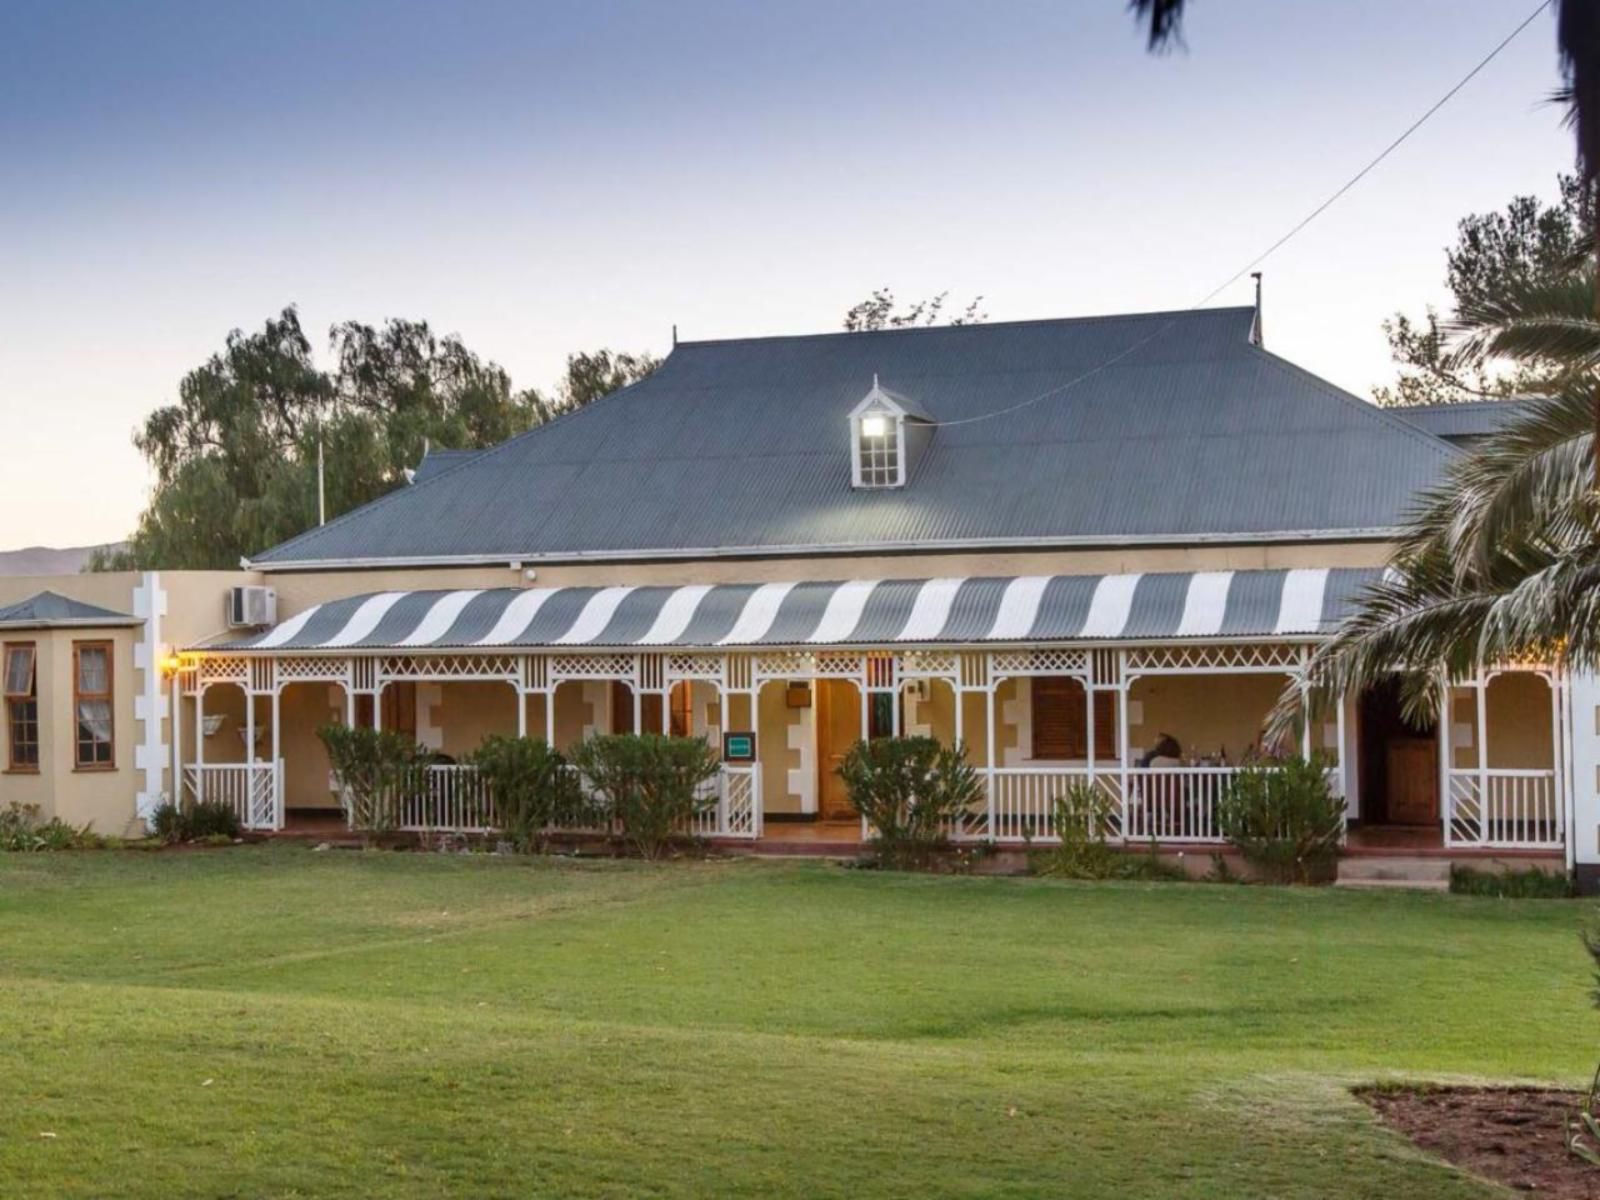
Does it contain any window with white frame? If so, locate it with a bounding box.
[854,402,902,488]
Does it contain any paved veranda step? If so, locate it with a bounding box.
[1336,856,1451,890]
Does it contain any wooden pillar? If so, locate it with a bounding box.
[515,683,527,737]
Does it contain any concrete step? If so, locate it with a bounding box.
[1335,876,1450,892]
[1336,855,1452,890]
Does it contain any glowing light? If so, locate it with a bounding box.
[159,653,184,676]
[860,414,889,438]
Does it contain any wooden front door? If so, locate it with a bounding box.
[1386,738,1439,825]
[815,680,861,821]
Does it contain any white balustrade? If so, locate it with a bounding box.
[369,763,762,840]
[182,761,282,830]
[1446,769,1561,849]
[1121,767,1234,843]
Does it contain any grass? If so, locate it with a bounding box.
[0,847,1594,1198]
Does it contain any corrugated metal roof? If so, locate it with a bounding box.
[215,568,1381,651]
[252,308,1456,567]
[0,591,140,630]
[410,448,483,484]
[1390,399,1527,442]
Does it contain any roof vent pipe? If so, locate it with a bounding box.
[1249,272,1264,348]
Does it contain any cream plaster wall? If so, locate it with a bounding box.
[1126,674,1295,763]
[1446,674,1557,772]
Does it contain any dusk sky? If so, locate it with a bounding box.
[0,0,1570,551]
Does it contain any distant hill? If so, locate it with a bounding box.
[0,544,123,576]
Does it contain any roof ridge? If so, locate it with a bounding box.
[1246,344,1461,457]
[674,306,1255,350]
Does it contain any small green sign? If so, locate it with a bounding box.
[723,732,755,762]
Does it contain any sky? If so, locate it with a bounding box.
[0,0,1573,551]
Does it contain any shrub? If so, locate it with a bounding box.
[1031,783,1187,881]
[0,801,103,852]
[470,736,587,852]
[836,737,982,870]
[150,798,242,844]
[1450,864,1574,899]
[150,801,184,843]
[1215,754,1344,885]
[572,733,721,860]
[318,724,436,840]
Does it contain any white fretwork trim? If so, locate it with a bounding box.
[1123,643,1302,674]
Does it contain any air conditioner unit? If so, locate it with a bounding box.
[227,586,277,629]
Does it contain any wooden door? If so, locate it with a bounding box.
[816,680,862,821]
[1386,738,1439,824]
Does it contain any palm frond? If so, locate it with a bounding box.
[1449,270,1600,369]
[1129,0,1185,51]
[1395,386,1598,576]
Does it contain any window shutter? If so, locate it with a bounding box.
[1031,677,1087,760]
[1093,690,1117,761]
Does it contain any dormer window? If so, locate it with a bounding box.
[850,377,927,490]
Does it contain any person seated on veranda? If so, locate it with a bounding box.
[1138,733,1182,769]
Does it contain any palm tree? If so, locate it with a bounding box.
[1131,0,1600,478]
[1271,261,1600,728]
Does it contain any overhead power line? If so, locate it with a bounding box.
[926,0,1554,430]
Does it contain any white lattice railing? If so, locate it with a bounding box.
[1120,767,1237,843]
[1447,769,1561,849]
[984,767,1103,841]
[688,764,761,839]
[972,764,1346,846]
[182,761,282,831]
[398,765,497,833]
[379,763,762,840]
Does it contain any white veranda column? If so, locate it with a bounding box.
[270,684,283,829]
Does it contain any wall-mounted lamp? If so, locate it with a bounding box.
[159,653,184,678]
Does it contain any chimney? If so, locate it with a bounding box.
[1249,272,1264,348]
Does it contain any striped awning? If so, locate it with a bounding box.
[216,569,1381,653]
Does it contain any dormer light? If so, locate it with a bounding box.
[849,375,929,490]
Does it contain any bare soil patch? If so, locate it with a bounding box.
[1362,1086,1600,1198]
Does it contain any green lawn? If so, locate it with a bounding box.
[0,848,1593,1198]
